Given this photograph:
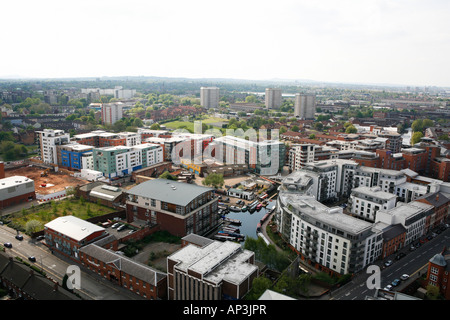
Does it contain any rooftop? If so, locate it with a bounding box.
[126,178,213,207]
[352,186,397,200]
[44,216,105,242]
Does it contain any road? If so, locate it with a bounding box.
[328,227,450,300]
[0,224,145,300]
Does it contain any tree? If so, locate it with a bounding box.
[202,173,224,189]
[159,171,177,180]
[25,220,43,234]
[150,123,161,130]
[411,131,423,145]
[345,125,357,134]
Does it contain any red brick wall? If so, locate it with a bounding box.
[0,191,36,209]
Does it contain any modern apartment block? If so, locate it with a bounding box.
[276,158,450,276]
[294,94,316,119]
[167,235,258,300]
[93,143,163,178]
[265,88,282,109]
[36,129,71,165]
[101,102,123,125]
[349,186,397,222]
[288,144,339,171]
[57,144,94,170]
[200,87,220,109]
[211,136,285,175]
[276,180,381,275]
[126,179,220,237]
[73,130,141,148]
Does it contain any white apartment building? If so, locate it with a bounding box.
[200,87,220,109]
[265,88,282,109]
[101,102,123,125]
[118,132,142,146]
[36,129,70,165]
[276,181,382,275]
[349,186,397,222]
[375,201,434,245]
[288,144,339,171]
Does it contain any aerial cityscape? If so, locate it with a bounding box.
[0,0,449,313]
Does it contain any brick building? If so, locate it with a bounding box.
[79,243,167,300]
[126,179,220,237]
[44,216,109,260]
[0,176,35,210]
[425,248,450,300]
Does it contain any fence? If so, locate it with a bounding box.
[36,189,67,202]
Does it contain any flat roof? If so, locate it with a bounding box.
[352,186,397,200]
[169,241,258,285]
[44,216,105,242]
[127,178,213,207]
[0,176,33,189]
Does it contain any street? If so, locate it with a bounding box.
[0,224,145,300]
[328,227,450,300]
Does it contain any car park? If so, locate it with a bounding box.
[400,274,410,281]
[3,243,12,248]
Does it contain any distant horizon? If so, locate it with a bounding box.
[0,74,448,90]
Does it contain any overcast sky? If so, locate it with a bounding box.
[1,0,449,87]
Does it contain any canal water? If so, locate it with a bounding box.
[223,200,276,241]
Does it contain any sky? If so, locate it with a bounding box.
[1,0,449,87]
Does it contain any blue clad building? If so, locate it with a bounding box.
[58,144,94,170]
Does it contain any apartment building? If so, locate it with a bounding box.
[211,136,285,175]
[126,179,220,237]
[93,143,163,179]
[200,87,220,109]
[36,129,70,164]
[57,144,94,170]
[265,88,282,109]
[276,184,381,275]
[288,144,338,171]
[101,102,123,125]
[73,130,141,148]
[294,94,316,119]
[167,235,258,300]
[349,186,397,222]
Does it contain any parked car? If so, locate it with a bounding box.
[391,279,401,287]
[384,260,393,267]
[111,223,120,229]
[28,256,36,262]
[396,252,406,260]
[117,224,127,231]
[410,244,416,251]
[36,235,45,241]
[383,284,393,291]
[3,243,12,248]
[15,235,23,241]
[400,274,410,281]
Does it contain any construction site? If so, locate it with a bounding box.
[4,163,88,195]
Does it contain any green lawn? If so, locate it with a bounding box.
[7,198,116,233]
[164,116,228,132]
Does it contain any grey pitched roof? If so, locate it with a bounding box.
[126,179,213,206]
[429,253,447,267]
[79,244,166,286]
[418,192,449,207]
